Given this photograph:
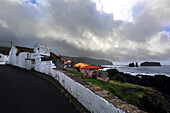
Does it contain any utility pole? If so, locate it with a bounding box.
[11,41,12,47]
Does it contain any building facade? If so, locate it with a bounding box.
[8,43,64,70]
[0,53,8,63]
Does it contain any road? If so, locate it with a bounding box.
[0,65,78,113]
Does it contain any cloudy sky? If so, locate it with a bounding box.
[0,0,170,64]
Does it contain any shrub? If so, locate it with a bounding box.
[107,69,119,75]
[110,74,126,83]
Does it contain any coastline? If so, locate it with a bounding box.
[122,71,170,78]
[114,65,170,78]
[118,71,170,104]
[105,66,170,109]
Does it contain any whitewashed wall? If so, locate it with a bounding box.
[8,46,35,70]
[50,69,124,113]
[8,46,55,71]
[34,42,50,56]
[8,46,124,113]
[8,46,17,65]
[0,53,8,63]
[34,60,52,75]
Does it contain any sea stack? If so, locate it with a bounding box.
[129,63,135,67]
[140,62,161,66]
[135,62,138,67]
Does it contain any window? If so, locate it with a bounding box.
[0,56,1,58]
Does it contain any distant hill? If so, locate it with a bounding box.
[62,56,113,65]
[0,46,10,55]
[0,46,113,65]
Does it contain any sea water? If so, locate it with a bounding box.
[115,65,170,77]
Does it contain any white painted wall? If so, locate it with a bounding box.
[8,45,124,113]
[34,60,52,75]
[8,46,18,66]
[34,42,50,56]
[50,69,124,113]
[9,45,55,71]
[8,46,35,70]
[0,53,8,63]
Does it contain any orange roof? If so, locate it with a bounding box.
[80,65,103,69]
[74,63,89,67]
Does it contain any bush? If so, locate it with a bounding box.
[107,69,119,75]
[110,74,126,83]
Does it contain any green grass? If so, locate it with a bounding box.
[109,80,153,90]
[84,77,152,109]
[66,70,84,78]
[66,70,168,112]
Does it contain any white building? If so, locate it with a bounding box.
[8,46,35,69]
[0,53,8,64]
[8,43,57,71]
[34,42,50,56]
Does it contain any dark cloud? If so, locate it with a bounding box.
[0,0,170,64]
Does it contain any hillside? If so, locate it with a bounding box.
[66,69,170,113]
[0,46,10,55]
[62,56,113,65]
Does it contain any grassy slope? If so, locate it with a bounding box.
[67,70,169,112]
[84,77,151,108]
[66,70,84,78]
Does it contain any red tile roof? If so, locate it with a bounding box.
[15,46,34,53]
[15,46,60,58]
[80,65,103,69]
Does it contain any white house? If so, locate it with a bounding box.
[8,46,35,69]
[0,53,8,64]
[8,43,57,71]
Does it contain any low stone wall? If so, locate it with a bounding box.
[50,69,124,113]
[34,61,52,75]
[10,61,124,113]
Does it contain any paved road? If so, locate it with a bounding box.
[0,65,78,113]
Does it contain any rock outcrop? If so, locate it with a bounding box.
[129,63,135,67]
[140,62,161,66]
[135,62,138,67]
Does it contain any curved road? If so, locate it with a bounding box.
[0,65,78,113]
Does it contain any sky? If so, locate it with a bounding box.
[0,0,170,65]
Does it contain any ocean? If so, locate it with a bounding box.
[115,65,170,77]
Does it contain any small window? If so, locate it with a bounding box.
[0,56,1,58]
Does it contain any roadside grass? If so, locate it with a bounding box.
[109,80,153,90]
[66,70,85,78]
[66,69,169,112]
[66,70,155,109]
[85,77,158,110]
